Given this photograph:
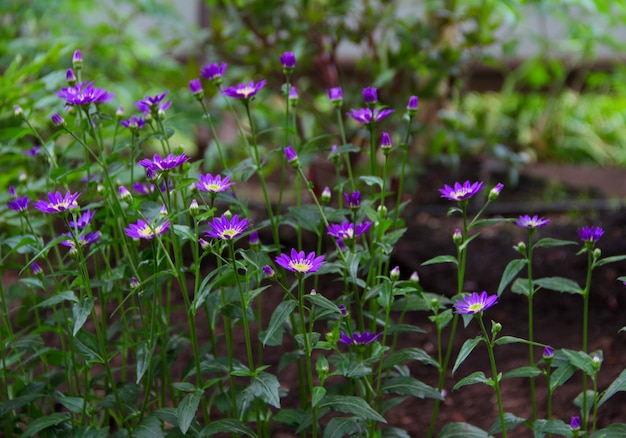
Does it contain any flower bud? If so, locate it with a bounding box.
[288,86,298,107]
[491,321,502,336]
[338,304,349,317]
[160,205,168,217]
[592,353,602,371]
[280,51,296,74]
[118,185,132,202]
[249,230,260,247]
[223,209,232,219]
[72,50,83,70]
[31,262,43,276]
[262,265,276,280]
[130,277,140,290]
[390,266,400,281]
[593,248,601,261]
[189,199,199,216]
[410,271,420,283]
[51,113,66,127]
[66,69,77,86]
[327,87,343,108]
[310,289,317,295]
[489,183,504,201]
[570,416,580,432]
[321,186,331,204]
[380,132,392,154]
[19,172,27,182]
[14,104,24,119]
[514,241,527,254]
[363,87,378,107]
[542,346,554,363]
[189,78,204,101]
[378,204,388,219]
[453,228,462,245]
[284,146,299,168]
[406,95,419,118]
[199,238,211,251]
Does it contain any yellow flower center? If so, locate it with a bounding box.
[468,303,484,313]
[289,260,312,273]
[220,228,238,239]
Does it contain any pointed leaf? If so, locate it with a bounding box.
[381,376,443,400]
[502,366,542,379]
[535,277,582,295]
[135,415,164,438]
[422,255,458,266]
[591,424,626,437]
[511,277,530,296]
[550,362,576,391]
[323,417,365,438]
[321,395,386,423]
[437,422,490,437]
[312,386,326,408]
[453,336,482,375]
[33,291,78,309]
[262,301,296,346]
[598,368,626,407]
[596,254,626,267]
[497,259,526,296]
[136,343,151,384]
[453,371,488,391]
[488,412,525,434]
[360,175,384,188]
[201,419,257,437]
[562,349,595,376]
[22,413,71,437]
[535,237,576,248]
[177,391,202,434]
[55,392,86,413]
[250,372,281,408]
[532,419,572,436]
[72,296,95,336]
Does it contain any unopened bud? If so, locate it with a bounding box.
[491,321,502,336]
[262,265,275,280]
[453,229,462,245]
[410,271,420,283]
[321,186,331,204]
[199,238,210,251]
[489,183,504,201]
[119,185,132,202]
[377,204,388,218]
[390,266,400,281]
[160,205,168,217]
[223,209,232,219]
[189,199,199,216]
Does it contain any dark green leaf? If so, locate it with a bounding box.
[511,277,530,296]
[381,427,411,438]
[453,371,488,391]
[360,175,384,188]
[262,301,296,346]
[55,392,86,413]
[383,347,439,369]
[323,417,365,438]
[72,296,95,336]
[453,337,482,375]
[535,277,582,295]
[596,255,626,267]
[136,343,151,384]
[201,418,257,437]
[532,419,572,437]
[135,415,164,438]
[381,376,443,400]
[422,255,458,266]
[535,237,577,248]
[497,259,526,296]
[437,422,490,437]
[562,349,595,376]
[22,413,70,437]
[177,391,202,434]
[598,368,626,407]
[550,362,576,391]
[250,372,281,408]
[312,386,326,408]
[502,366,542,379]
[488,412,525,434]
[591,424,626,437]
[321,395,386,423]
[33,291,79,309]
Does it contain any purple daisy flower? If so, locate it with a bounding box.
[206,214,249,240]
[124,218,170,240]
[189,78,203,96]
[222,80,266,100]
[120,115,145,130]
[346,108,394,125]
[132,182,156,195]
[327,87,343,105]
[344,191,361,209]
[138,153,190,174]
[34,191,81,214]
[515,215,550,229]
[60,231,101,251]
[69,209,96,229]
[200,62,227,83]
[195,174,235,194]
[439,180,485,202]
[280,51,296,70]
[275,248,325,275]
[22,145,42,157]
[578,225,604,243]
[339,331,381,345]
[407,95,419,111]
[134,91,171,115]
[7,195,28,212]
[454,291,498,315]
[327,221,372,241]
[362,87,378,105]
[55,81,114,106]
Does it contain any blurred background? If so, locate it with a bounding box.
[3,0,626,198]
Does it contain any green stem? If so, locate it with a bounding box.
[478,317,507,438]
[526,229,537,422]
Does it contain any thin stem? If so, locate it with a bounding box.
[478,317,507,438]
[526,229,537,422]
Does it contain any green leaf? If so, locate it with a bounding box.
[535,277,582,295]
[453,371,488,391]
[550,362,576,391]
[383,347,439,369]
[562,349,595,376]
[305,293,340,313]
[136,343,151,384]
[312,386,326,408]
[488,412,525,434]
[177,391,202,434]
[33,291,79,309]
[511,278,530,296]
[502,366,542,379]
[321,395,386,423]
[596,254,626,267]
[497,259,526,296]
[22,413,70,437]
[262,300,296,346]
[437,422,490,437]
[535,237,577,248]
[452,337,482,375]
[598,368,626,407]
[201,418,257,437]
[591,424,626,437]
[55,392,86,413]
[381,427,411,438]
[422,255,458,266]
[360,175,384,188]
[381,376,443,400]
[250,372,281,408]
[323,417,365,438]
[532,418,572,436]
[494,336,538,346]
[72,296,95,336]
[135,415,164,438]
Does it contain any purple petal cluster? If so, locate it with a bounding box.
[69,209,96,229]
[346,108,394,125]
[60,231,101,251]
[195,174,235,194]
[200,62,227,83]
[124,218,170,240]
[120,115,145,130]
[34,191,81,214]
[339,331,381,345]
[22,145,41,157]
[327,221,372,241]
[578,225,604,243]
[454,291,498,315]
[134,91,171,114]
[138,153,190,174]
[55,81,114,106]
[206,214,249,240]
[362,87,378,105]
[344,191,361,209]
[222,80,266,100]
[7,195,29,212]
[439,180,484,202]
[327,87,343,104]
[515,215,550,229]
[280,51,296,69]
[275,248,325,274]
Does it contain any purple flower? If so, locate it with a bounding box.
[515,215,550,229]
[288,86,298,104]
[119,185,132,201]
[195,174,235,194]
[489,182,504,200]
[22,145,41,157]
[66,69,76,85]
[284,146,298,164]
[72,50,83,68]
[138,153,190,174]
[200,62,227,84]
[339,331,381,345]
[124,218,170,240]
[206,214,249,240]
[380,132,392,150]
[578,226,604,243]
[362,87,378,105]
[327,87,343,105]
[120,115,145,131]
[275,248,325,275]
[60,231,101,251]
[338,304,349,316]
[134,91,171,115]
[222,80,266,100]
[249,230,259,246]
[344,191,361,209]
[7,195,28,212]
[132,182,156,195]
[262,265,275,279]
[438,180,484,202]
[9,186,16,197]
[31,263,43,276]
[543,346,554,360]
[69,209,96,229]
[14,105,23,118]
[34,191,81,214]
[280,51,296,70]
[454,291,498,315]
[407,95,419,111]
[570,416,580,430]
[327,221,372,241]
[55,81,114,106]
[51,113,66,127]
[189,78,204,99]
[346,108,394,125]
